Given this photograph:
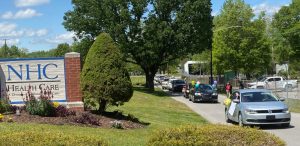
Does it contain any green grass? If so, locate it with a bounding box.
[0,87,207,146]
[285,98,300,113]
[130,76,146,86]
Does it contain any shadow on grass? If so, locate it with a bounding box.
[91,110,150,126]
[133,86,169,97]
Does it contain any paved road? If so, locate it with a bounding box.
[170,92,300,146]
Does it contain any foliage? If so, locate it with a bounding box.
[111,120,124,129]
[0,97,15,114]
[273,0,300,61]
[0,45,27,58]
[0,131,108,146]
[147,125,285,146]
[26,50,55,58]
[55,105,76,117]
[53,43,72,57]
[24,87,56,117]
[63,0,213,90]
[81,33,133,113]
[130,76,146,86]
[73,113,100,126]
[212,0,271,77]
[72,38,94,64]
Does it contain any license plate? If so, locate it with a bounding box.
[266,115,275,120]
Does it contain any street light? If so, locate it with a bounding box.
[210,25,242,84]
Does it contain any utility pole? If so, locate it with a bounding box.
[1,39,9,58]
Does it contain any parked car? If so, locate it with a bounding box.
[189,84,218,103]
[247,76,297,91]
[225,89,291,127]
[154,75,165,83]
[168,79,185,92]
[161,78,171,89]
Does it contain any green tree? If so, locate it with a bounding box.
[63,0,213,90]
[53,43,72,57]
[0,45,28,58]
[81,33,133,113]
[72,38,94,64]
[273,0,300,61]
[213,0,271,78]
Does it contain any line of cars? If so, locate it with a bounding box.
[182,83,218,103]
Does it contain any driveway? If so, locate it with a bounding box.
[170,92,300,146]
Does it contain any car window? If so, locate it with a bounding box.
[175,80,185,84]
[274,78,281,81]
[241,92,278,102]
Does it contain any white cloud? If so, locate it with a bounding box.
[46,32,75,44]
[0,22,48,37]
[252,3,281,16]
[15,0,50,7]
[1,9,42,19]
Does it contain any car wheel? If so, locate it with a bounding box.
[189,95,191,101]
[192,96,195,103]
[282,123,290,128]
[238,113,244,127]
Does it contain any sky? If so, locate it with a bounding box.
[0,0,292,52]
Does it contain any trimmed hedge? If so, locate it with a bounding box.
[0,131,107,146]
[148,124,285,146]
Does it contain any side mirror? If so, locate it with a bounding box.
[279,98,285,101]
[232,99,240,103]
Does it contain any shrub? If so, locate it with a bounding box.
[0,131,107,146]
[81,33,133,113]
[73,113,100,126]
[55,105,76,117]
[147,124,285,146]
[24,87,56,117]
[0,96,15,114]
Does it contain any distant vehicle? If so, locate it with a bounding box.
[168,79,185,92]
[247,76,297,91]
[225,89,291,127]
[161,78,172,89]
[155,75,167,84]
[189,84,218,103]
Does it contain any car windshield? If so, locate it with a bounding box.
[241,92,278,102]
[174,80,185,84]
[196,84,212,92]
[258,77,266,82]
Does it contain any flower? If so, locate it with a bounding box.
[0,114,3,121]
[53,102,60,108]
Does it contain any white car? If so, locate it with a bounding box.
[248,76,297,91]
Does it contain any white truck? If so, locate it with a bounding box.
[247,76,298,91]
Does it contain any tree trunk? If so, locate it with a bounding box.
[144,67,157,91]
[98,99,107,114]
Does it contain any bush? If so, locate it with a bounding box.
[0,131,107,146]
[55,105,76,117]
[0,96,16,114]
[73,113,101,126]
[81,33,133,113]
[147,125,285,146]
[25,95,55,117]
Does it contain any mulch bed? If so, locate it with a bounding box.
[1,111,147,129]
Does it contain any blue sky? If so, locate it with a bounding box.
[0,0,292,52]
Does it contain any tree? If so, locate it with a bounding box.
[81,33,133,113]
[212,0,271,78]
[0,45,28,58]
[273,0,300,61]
[63,0,213,90]
[53,43,72,57]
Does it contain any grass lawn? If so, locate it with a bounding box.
[0,87,207,146]
[285,98,300,113]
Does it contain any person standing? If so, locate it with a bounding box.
[225,82,232,97]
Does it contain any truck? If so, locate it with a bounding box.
[247,76,298,91]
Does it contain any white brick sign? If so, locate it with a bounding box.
[0,58,66,104]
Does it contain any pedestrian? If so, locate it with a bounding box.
[212,80,218,90]
[225,82,232,97]
[195,80,201,91]
[239,80,244,89]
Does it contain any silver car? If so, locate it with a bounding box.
[225,89,291,127]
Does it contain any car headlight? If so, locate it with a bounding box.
[245,109,257,114]
[283,108,290,113]
[212,92,218,96]
[186,90,189,93]
[195,93,201,96]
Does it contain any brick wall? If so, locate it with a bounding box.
[65,52,83,110]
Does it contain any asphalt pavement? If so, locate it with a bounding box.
[169,91,300,146]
